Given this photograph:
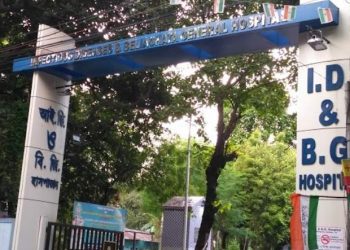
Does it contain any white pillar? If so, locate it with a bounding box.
[12,25,75,250]
[297,0,350,249]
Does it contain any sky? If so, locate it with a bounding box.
[164,59,297,144]
[165,106,218,144]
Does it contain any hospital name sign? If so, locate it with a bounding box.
[31,12,290,67]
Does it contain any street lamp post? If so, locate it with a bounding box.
[183,115,192,250]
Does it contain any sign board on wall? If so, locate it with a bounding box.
[73,201,127,232]
[317,226,345,249]
[296,60,349,197]
[295,1,350,248]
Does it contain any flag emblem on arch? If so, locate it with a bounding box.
[318,8,333,24]
[214,0,225,14]
[262,3,276,18]
[282,5,297,21]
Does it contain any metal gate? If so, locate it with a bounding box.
[45,222,124,250]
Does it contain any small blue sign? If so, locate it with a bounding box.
[73,201,127,232]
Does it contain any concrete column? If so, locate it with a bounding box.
[296,0,350,248]
[12,25,75,250]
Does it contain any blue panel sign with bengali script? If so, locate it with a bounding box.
[73,201,127,232]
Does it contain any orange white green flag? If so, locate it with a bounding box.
[318,7,333,24]
[282,5,297,21]
[342,159,350,193]
[290,193,319,250]
[262,3,276,18]
[214,0,225,14]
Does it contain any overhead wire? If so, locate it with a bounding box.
[0,0,202,55]
[0,2,186,52]
[0,11,182,72]
[0,1,215,71]
[0,2,196,58]
[0,3,183,72]
[2,10,177,58]
[0,1,260,74]
[0,0,255,55]
[0,11,180,72]
[0,0,166,53]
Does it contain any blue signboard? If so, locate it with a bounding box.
[73,201,127,232]
[13,1,338,80]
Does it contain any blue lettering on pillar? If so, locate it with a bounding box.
[307,68,314,93]
[299,174,343,191]
[307,175,315,190]
[315,174,323,190]
[324,174,332,190]
[319,99,339,126]
[47,131,57,150]
[302,138,316,165]
[299,175,307,190]
[330,136,347,164]
[332,174,337,190]
[326,64,344,91]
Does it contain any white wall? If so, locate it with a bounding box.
[297,0,350,248]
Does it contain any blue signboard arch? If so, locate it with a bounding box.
[13,0,338,79]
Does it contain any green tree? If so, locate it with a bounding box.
[59,70,185,219]
[0,0,185,219]
[0,76,29,216]
[216,131,295,249]
[117,190,155,231]
[140,138,209,217]
[167,1,298,247]
[185,51,296,249]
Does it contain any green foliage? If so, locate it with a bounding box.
[0,75,30,216]
[59,70,188,220]
[118,190,154,230]
[232,110,296,145]
[0,0,185,220]
[184,49,296,249]
[216,131,296,249]
[139,138,209,217]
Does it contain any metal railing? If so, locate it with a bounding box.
[45,222,124,250]
[124,230,158,250]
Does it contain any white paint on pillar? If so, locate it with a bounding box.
[12,25,75,250]
[297,0,350,195]
[297,0,350,249]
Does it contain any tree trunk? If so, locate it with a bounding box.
[195,94,239,249]
[221,231,229,249]
[195,154,226,249]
